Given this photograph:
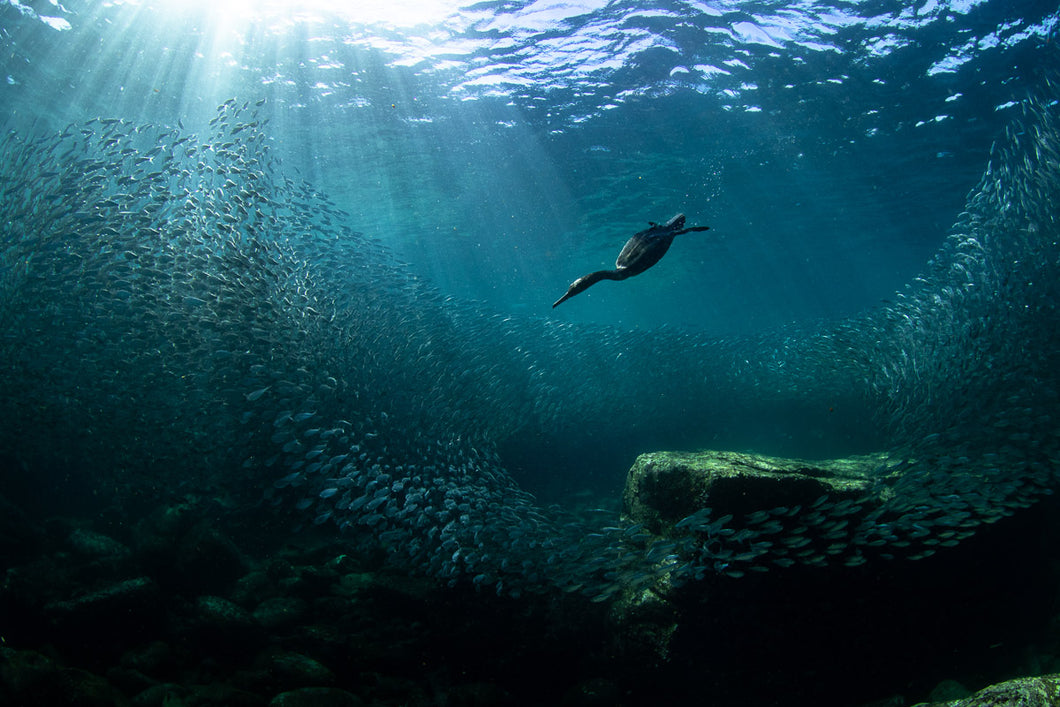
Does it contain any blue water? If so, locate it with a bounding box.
[4,0,1055,333]
[2,2,1060,704]
[3,0,1058,570]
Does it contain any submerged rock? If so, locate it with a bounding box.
[268,686,363,707]
[119,640,176,679]
[66,528,131,561]
[253,596,308,629]
[561,677,622,707]
[268,651,335,686]
[0,646,127,707]
[623,449,892,534]
[928,679,972,702]
[132,681,264,707]
[186,595,263,651]
[194,595,257,630]
[614,448,904,661]
[44,576,160,629]
[918,674,1060,706]
[174,523,252,593]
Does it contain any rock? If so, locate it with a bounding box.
[0,647,127,707]
[362,673,428,705]
[105,666,157,696]
[919,674,1060,706]
[623,449,892,533]
[615,448,899,662]
[560,678,622,707]
[194,594,257,631]
[185,682,267,706]
[142,499,199,539]
[265,558,297,582]
[44,576,160,630]
[326,553,361,574]
[131,683,188,707]
[254,596,308,629]
[929,679,972,702]
[120,640,176,678]
[231,667,275,693]
[0,646,55,698]
[174,522,252,593]
[293,623,349,657]
[67,528,131,561]
[269,652,335,686]
[185,594,263,653]
[232,570,278,606]
[268,686,363,707]
[1,557,66,633]
[445,682,510,706]
[48,667,127,707]
[606,587,678,663]
[277,565,338,599]
[334,572,373,598]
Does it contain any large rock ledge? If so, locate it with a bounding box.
[623,449,895,534]
[612,448,901,661]
[918,674,1060,706]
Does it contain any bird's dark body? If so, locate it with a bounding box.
[615,219,679,275]
[552,213,709,308]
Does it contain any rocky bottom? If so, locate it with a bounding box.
[2,473,1060,707]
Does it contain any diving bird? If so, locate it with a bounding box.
[552,213,710,308]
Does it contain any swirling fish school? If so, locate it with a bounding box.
[0,85,1058,601]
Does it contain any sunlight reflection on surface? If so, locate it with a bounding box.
[141,0,467,28]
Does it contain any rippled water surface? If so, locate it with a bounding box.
[2,2,1060,704]
[4,0,1056,332]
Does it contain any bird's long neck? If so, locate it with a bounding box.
[573,269,629,292]
[595,268,630,282]
[552,268,630,307]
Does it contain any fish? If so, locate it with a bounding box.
[245,385,271,401]
[1,88,1058,603]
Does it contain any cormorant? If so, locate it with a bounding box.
[552,213,709,308]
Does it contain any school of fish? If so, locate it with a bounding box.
[1,83,1058,601]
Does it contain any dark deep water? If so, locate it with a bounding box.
[1,1,1060,705]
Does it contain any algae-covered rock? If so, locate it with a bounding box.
[67,528,132,561]
[194,595,257,630]
[186,595,263,650]
[918,674,1060,706]
[120,640,176,679]
[133,682,265,707]
[268,651,335,686]
[0,646,128,707]
[611,448,903,661]
[623,449,893,533]
[44,576,160,630]
[253,596,308,629]
[268,686,364,707]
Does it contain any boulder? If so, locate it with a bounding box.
[918,674,1060,706]
[44,576,160,630]
[174,522,252,593]
[66,528,131,561]
[0,647,127,707]
[254,596,308,629]
[623,449,892,533]
[193,595,257,631]
[615,448,898,662]
[268,686,363,707]
[268,651,335,686]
